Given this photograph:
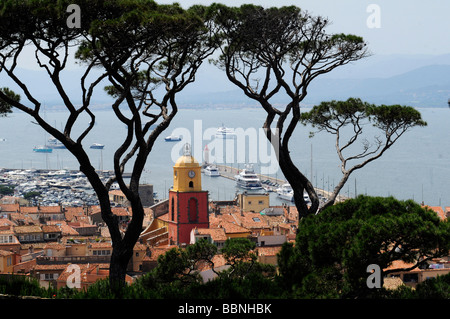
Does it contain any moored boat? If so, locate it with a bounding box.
[276,183,294,202]
[33,145,52,153]
[164,135,182,142]
[90,143,105,149]
[234,164,263,190]
[202,165,220,177]
[216,124,236,139]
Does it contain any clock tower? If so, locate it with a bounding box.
[168,144,209,245]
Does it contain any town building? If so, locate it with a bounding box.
[236,191,270,213]
[168,144,209,245]
[1,163,449,293]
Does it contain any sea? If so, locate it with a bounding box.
[1,106,449,208]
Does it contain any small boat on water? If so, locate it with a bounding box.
[33,145,52,153]
[202,165,220,177]
[165,135,182,142]
[90,143,105,149]
[216,124,236,139]
[234,164,263,190]
[47,137,66,149]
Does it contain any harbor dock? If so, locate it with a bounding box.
[215,164,347,203]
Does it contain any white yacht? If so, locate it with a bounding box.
[234,165,263,190]
[164,135,182,142]
[202,165,220,177]
[47,137,66,149]
[276,183,311,203]
[276,183,294,202]
[216,124,236,139]
[90,143,105,149]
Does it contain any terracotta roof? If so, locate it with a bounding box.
[256,246,282,256]
[423,205,447,220]
[44,243,66,250]
[19,206,39,214]
[0,229,15,235]
[90,206,131,217]
[196,254,227,272]
[0,203,20,213]
[0,218,16,228]
[133,243,148,251]
[143,246,177,262]
[195,228,228,241]
[383,260,417,272]
[33,264,69,271]
[69,221,97,229]
[89,242,112,249]
[14,225,42,234]
[0,249,14,257]
[8,213,35,225]
[112,207,131,216]
[41,225,62,233]
[109,189,125,196]
[38,206,63,214]
[64,206,88,222]
[217,220,250,234]
[0,196,20,205]
[59,224,80,236]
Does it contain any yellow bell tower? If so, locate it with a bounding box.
[168,143,209,245]
[172,143,202,192]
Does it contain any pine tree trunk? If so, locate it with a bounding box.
[278,144,319,218]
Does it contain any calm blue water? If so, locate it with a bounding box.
[1,107,449,207]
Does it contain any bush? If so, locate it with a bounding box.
[414,273,450,299]
[0,275,54,298]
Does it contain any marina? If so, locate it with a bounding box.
[214,164,346,205]
[0,168,115,207]
[0,107,448,208]
[0,163,345,210]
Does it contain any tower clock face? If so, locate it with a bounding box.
[188,170,196,178]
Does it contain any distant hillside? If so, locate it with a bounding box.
[301,64,450,107]
[2,54,450,109]
[177,64,450,108]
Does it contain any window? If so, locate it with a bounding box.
[189,181,194,188]
[258,200,264,204]
[93,250,111,256]
[45,273,55,280]
[0,235,13,244]
[403,273,418,283]
[188,197,198,222]
[171,197,175,221]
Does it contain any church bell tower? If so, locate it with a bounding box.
[168,144,209,245]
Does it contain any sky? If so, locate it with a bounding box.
[157,0,450,56]
[14,0,450,71]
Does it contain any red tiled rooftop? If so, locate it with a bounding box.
[423,205,447,221]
